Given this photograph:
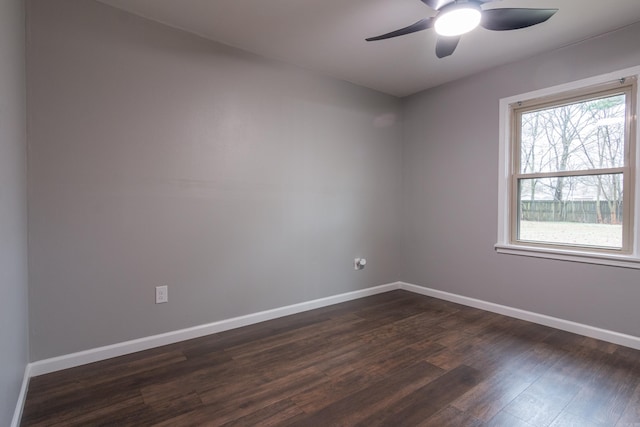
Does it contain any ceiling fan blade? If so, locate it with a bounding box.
[421,0,494,10]
[366,18,433,41]
[436,36,460,58]
[480,8,558,31]
[420,0,454,10]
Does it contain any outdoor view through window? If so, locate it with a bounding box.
[512,80,635,252]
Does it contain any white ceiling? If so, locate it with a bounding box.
[97,0,640,97]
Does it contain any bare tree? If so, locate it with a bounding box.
[584,96,625,223]
[519,93,625,224]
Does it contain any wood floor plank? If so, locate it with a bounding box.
[25,392,146,427]
[560,349,640,426]
[501,341,569,379]
[355,364,483,426]
[286,361,444,426]
[420,405,483,427]
[549,411,606,427]
[197,366,329,425]
[487,410,536,427]
[220,399,305,427]
[451,367,535,422]
[223,317,362,362]
[616,383,640,426]
[289,369,377,414]
[502,372,581,427]
[290,341,444,414]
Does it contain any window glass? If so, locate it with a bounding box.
[519,94,626,174]
[517,175,623,249]
[510,79,635,253]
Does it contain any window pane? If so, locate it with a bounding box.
[517,174,623,248]
[520,94,626,174]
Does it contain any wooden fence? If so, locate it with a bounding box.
[520,200,622,224]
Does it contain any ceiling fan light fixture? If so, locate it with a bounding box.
[434,3,481,37]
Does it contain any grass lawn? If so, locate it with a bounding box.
[519,220,622,249]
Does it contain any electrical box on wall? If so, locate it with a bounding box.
[354,258,367,270]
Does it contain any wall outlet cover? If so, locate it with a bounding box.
[155,285,168,304]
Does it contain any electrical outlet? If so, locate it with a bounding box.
[155,285,168,304]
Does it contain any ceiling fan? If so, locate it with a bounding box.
[366,0,558,58]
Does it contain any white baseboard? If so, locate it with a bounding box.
[17,280,640,427]
[26,279,640,380]
[399,282,640,350]
[10,364,30,427]
[29,282,401,377]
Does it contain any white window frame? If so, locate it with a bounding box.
[496,65,640,269]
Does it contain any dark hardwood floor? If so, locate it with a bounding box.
[21,290,640,426]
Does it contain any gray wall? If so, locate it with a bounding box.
[27,0,402,360]
[0,0,28,423]
[402,23,640,337]
[26,0,640,364]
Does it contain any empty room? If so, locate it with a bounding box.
[4,0,640,425]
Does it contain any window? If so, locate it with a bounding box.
[496,67,640,268]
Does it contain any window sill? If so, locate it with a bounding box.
[494,243,640,269]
